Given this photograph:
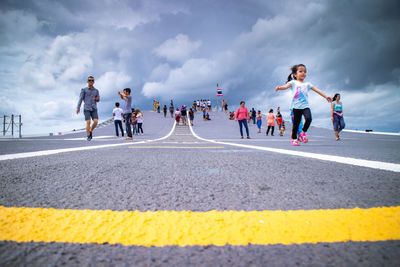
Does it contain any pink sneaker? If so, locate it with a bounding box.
[299,132,308,143]
[291,140,300,146]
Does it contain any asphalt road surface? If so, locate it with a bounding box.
[0,110,399,266]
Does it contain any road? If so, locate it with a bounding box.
[0,110,399,266]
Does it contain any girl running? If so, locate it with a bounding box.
[266,109,275,136]
[256,110,262,133]
[331,93,345,140]
[290,109,303,138]
[275,64,332,146]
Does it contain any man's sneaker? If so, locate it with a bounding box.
[87,135,92,141]
[299,132,308,143]
[291,139,300,146]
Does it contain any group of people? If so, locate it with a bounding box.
[193,99,212,112]
[232,106,286,139]
[174,106,195,126]
[114,88,144,139]
[77,64,345,144]
[112,100,144,139]
[158,99,211,125]
[76,77,144,141]
[233,64,344,143]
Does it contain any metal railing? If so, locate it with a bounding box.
[2,115,22,138]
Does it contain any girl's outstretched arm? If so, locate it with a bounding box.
[275,83,291,91]
[311,86,332,102]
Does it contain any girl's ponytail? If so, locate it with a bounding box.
[286,65,298,83]
[286,73,293,83]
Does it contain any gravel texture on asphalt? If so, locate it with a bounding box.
[1,110,399,266]
[1,241,399,266]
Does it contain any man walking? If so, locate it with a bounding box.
[118,88,133,140]
[76,76,100,141]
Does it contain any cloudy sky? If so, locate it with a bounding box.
[1,0,399,134]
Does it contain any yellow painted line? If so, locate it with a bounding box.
[1,206,399,246]
[174,134,191,136]
[129,146,224,149]
[162,142,201,144]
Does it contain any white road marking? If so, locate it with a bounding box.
[0,122,176,161]
[63,136,115,140]
[188,124,400,173]
[213,138,294,142]
[162,141,201,144]
[0,136,116,141]
[343,129,400,136]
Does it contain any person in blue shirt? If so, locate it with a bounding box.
[331,93,345,141]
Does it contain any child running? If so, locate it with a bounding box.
[275,64,332,146]
[290,109,303,138]
[256,110,262,133]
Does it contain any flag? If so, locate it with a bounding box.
[217,88,223,96]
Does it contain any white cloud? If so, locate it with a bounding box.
[19,33,94,91]
[1,0,399,134]
[0,96,17,114]
[154,34,202,63]
[96,71,132,98]
[35,99,77,120]
[149,64,171,81]
[143,47,244,99]
[142,58,223,98]
[93,0,189,30]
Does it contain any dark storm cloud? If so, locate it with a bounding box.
[314,0,400,89]
[0,0,399,133]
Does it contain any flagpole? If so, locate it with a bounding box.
[216,83,219,112]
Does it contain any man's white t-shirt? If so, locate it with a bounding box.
[113,107,123,120]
